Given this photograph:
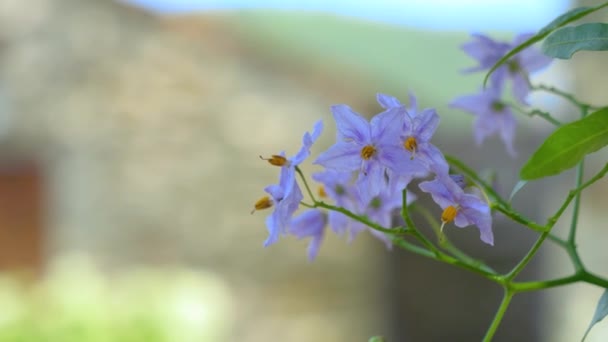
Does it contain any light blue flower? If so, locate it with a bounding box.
[419,173,493,245]
[462,33,552,105]
[314,104,413,199]
[289,209,327,261]
[450,83,517,157]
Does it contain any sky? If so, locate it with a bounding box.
[122,0,571,31]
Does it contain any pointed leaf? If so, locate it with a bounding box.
[508,180,528,203]
[483,2,608,86]
[542,23,608,59]
[520,108,608,180]
[582,289,608,341]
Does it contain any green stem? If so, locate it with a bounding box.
[314,201,402,235]
[508,101,562,127]
[582,271,608,289]
[401,190,441,256]
[511,274,579,292]
[445,155,508,208]
[531,84,598,111]
[492,205,545,232]
[547,162,608,229]
[483,288,514,342]
[295,166,317,203]
[506,231,549,280]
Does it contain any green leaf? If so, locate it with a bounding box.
[483,2,608,86]
[582,289,608,341]
[520,108,608,180]
[508,180,528,203]
[542,23,608,59]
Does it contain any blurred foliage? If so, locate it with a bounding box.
[0,254,232,341]
[233,11,511,127]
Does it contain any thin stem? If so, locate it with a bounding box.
[445,155,509,208]
[314,201,401,235]
[508,101,562,127]
[582,271,608,289]
[295,166,317,203]
[492,204,545,232]
[506,231,549,280]
[401,190,441,256]
[531,84,598,111]
[483,288,514,342]
[547,162,608,229]
[511,274,579,292]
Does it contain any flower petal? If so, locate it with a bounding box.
[331,104,370,144]
[376,93,402,109]
[314,141,362,171]
[413,108,440,142]
[292,120,324,165]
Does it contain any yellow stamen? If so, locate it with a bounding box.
[251,196,273,214]
[440,205,458,231]
[259,155,287,167]
[404,136,417,159]
[360,145,376,160]
[318,186,328,198]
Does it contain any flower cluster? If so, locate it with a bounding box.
[253,92,494,261]
[451,33,552,156]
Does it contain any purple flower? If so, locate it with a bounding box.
[348,175,417,249]
[450,84,517,157]
[289,209,327,261]
[400,107,449,176]
[314,104,414,199]
[462,33,552,104]
[419,174,493,245]
[312,170,356,235]
[262,174,303,247]
[256,120,323,247]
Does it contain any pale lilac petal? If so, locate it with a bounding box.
[307,232,325,261]
[413,109,440,142]
[513,33,534,46]
[314,142,362,171]
[376,93,402,109]
[377,145,418,175]
[264,184,284,201]
[407,91,418,117]
[368,229,393,250]
[356,162,386,202]
[419,178,454,208]
[519,50,553,72]
[292,120,324,165]
[289,209,326,261]
[497,110,517,157]
[264,214,280,247]
[371,107,405,142]
[418,144,449,176]
[329,211,350,235]
[450,93,488,113]
[512,73,531,105]
[331,104,370,144]
[473,113,499,146]
[290,209,325,238]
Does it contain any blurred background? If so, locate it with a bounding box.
[0,0,607,341]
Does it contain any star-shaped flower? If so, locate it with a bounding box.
[314,104,414,199]
[419,173,493,245]
[462,33,552,104]
[450,83,517,157]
